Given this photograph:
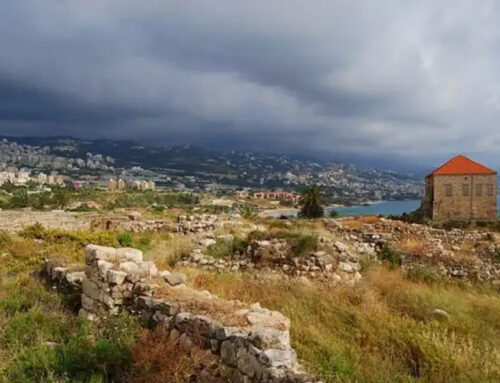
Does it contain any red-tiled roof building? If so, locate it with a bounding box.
[421,155,498,222]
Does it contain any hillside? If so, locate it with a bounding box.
[0,192,500,382]
[0,136,423,202]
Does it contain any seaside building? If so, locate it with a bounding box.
[421,155,497,222]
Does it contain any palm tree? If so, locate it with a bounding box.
[299,185,324,218]
[52,189,70,209]
[239,204,258,220]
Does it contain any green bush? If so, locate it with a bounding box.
[246,230,317,258]
[207,238,234,259]
[239,204,258,220]
[377,244,403,269]
[118,233,133,247]
[19,223,47,240]
[10,189,29,208]
[290,234,318,258]
[328,210,339,218]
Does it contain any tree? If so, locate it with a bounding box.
[52,189,70,209]
[328,209,339,218]
[31,191,52,210]
[239,204,258,220]
[10,189,29,208]
[299,185,324,218]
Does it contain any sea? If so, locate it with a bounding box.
[260,196,500,218]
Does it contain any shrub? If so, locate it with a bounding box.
[377,244,403,269]
[0,230,13,249]
[239,204,258,220]
[246,230,318,258]
[9,189,29,208]
[328,210,339,218]
[207,238,234,259]
[19,223,47,240]
[290,234,318,258]
[118,233,133,247]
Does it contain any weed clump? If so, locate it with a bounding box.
[377,244,403,269]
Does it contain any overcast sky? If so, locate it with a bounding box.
[1,1,500,169]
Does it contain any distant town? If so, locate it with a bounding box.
[0,137,423,206]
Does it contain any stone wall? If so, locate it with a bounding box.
[431,174,497,222]
[323,218,500,284]
[45,245,322,383]
[90,214,175,233]
[177,214,241,234]
[178,235,364,284]
[177,214,220,234]
[0,209,95,232]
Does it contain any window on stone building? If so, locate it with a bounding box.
[445,184,452,197]
[462,184,469,197]
[476,184,483,197]
[487,184,495,196]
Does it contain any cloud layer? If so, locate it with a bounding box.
[1,1,500,167]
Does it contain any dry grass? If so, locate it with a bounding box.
[186,267,500,383]
[397,238,426,256]
[341,216,380,229]
[124,326,222,383]
[145,234,195,269]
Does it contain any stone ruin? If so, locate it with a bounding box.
[177,214,220,234]
[90,212,175,233]
[178,234,364,284]
[45,245,322,383]
[177,214,241,234]
[323,218,500,284]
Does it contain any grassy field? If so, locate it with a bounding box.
[1,224,500,382]
[187,268,500,383]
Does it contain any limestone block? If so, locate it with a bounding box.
[97,260,113,279]
[85,245,117,264]
[65,271,86,286]
[250,327,290,350]
[82,279,100,300]
[258,349,295,368]
[163,272,187,286]
[107,269,127,285]
[116,247,143,263]
[220,340,238,367]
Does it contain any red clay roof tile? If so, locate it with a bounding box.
[429,155,496,176]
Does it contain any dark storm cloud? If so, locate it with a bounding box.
[1,0,500,167]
